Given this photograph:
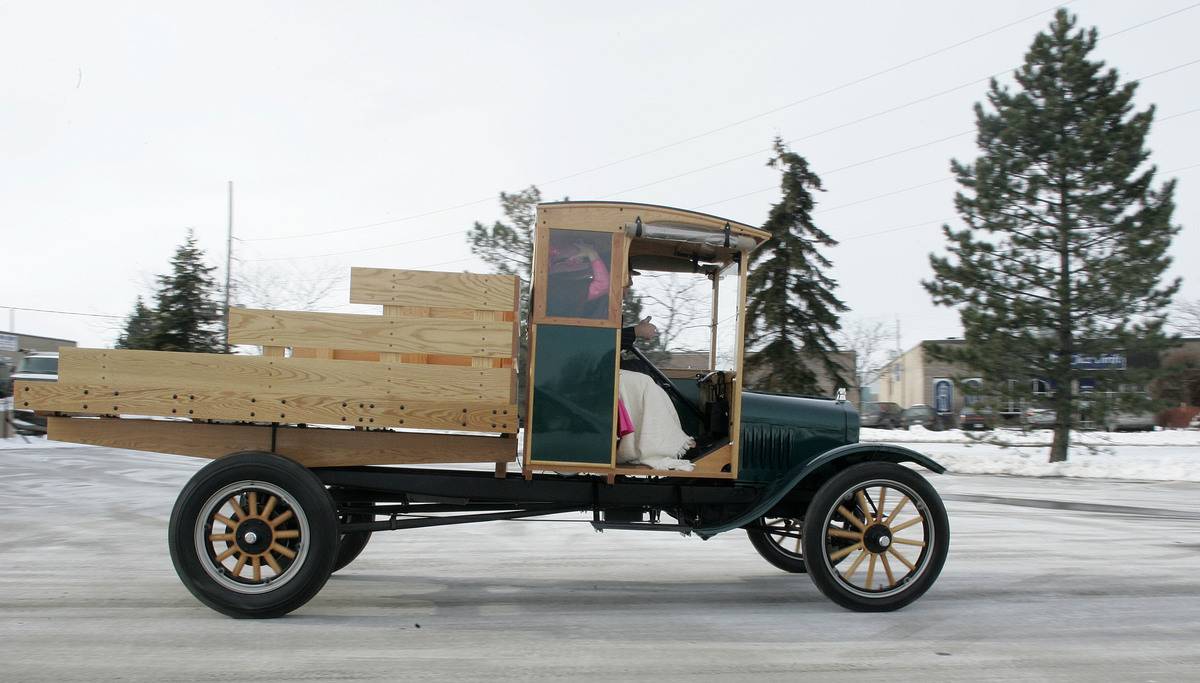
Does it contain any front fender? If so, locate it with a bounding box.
[696,443,944,539]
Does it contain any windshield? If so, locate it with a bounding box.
[17,356,58,375]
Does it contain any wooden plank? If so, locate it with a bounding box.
[349,268,519,311]
[19,382,517,433]
[291,348,382,362]
[228,308,514,358]
[531,462,733,480]
[58,348,512,402]
[47,417,514,466]
[691,443,732,473]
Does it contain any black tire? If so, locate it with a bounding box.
[168,451,338,618]
[745,517,807,573]
[803,462,948,612]
[332,506,374,573]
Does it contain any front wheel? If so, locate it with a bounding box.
[168,451,338,618]
[803,462,948,612]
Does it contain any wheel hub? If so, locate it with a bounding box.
[236,518,273,555]
[862,523,893,553]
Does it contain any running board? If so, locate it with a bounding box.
[591,521,693,535]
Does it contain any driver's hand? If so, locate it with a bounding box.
[634,316,658,340]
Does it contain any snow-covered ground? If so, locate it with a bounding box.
[0,444,1198,681]
[862,426,1200,482]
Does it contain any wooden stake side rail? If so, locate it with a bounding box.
[349,267,518,311]
[228,308,513,358]
[57,348,512,402]
[47,417,515,467]
[19,382,516,433]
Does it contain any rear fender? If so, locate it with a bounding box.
[695,443,944,538]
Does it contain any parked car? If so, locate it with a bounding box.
[1022,407,1056,429]
[959,406,995,431]
[1189,413,1200,430]
[901,404,941,430]
[860,401,902,429]
[1102,410,1156,432]
[11,352,60,435]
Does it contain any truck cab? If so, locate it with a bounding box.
[524,202,857,482]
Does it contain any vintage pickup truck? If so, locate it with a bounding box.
[15,201,948,618]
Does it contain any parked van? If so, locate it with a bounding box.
[11,352,59,434]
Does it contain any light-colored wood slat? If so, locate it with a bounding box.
[385,305,430,364]
[262,346,285,358]
[57,348,512,402]
[532,462,733,480]
[290,348,382,362]
[349,268,518,311]
[19,382,517,433]
[46,417,515,466]
[690,443,732,473]
[228,308,513,358]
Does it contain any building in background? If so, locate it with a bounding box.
[743,349,859,405]
[875,337,1200,424]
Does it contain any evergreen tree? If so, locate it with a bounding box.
[148,230,226,353]
[115,296,158,350]
[745,138,848,394]
[924,10,1180,462]
[467,185,541,285]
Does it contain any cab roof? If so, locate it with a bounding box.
[537,201,770,269]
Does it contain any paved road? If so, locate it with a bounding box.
[1,445,1198,681]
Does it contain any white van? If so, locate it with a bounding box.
[11,352,59,434]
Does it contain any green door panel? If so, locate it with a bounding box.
[530,325,617,464]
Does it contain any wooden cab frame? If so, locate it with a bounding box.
[523,201,770,481]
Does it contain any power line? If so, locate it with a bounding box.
[243,228,469,262]
[241,4,1198,260]
[237,1,1075,245]
[1,306,123,320]
[695,101,1200,211]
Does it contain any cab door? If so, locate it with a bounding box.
[525,219,627,468]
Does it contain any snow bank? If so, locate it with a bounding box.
[861,427,1200,481]
[862,425,1200,448]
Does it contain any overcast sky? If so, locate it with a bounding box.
[2,1,1197,351]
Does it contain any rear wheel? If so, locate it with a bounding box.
[168,451,338,618]
[746,517,806,573]
[332,504,374,573]
[803,462,948,612]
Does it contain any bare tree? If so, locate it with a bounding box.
[635,273,708,359]
[835,318,896,402]
[232,262,345,312]
[1172,299,1200,336]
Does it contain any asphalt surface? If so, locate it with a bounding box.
[1,445,1198,681]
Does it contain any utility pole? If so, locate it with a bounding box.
[223,181,233,351]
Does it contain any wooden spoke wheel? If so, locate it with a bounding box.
[196,481,309,593]
[169,452,338,619]
[802,462,948,612]
[745,517,807,573]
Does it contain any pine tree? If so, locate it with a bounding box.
[148,230,226,353]
[467,186,541,285]
[924,10,1180,462]
[115,296,158,350]
[745,138,848,394]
